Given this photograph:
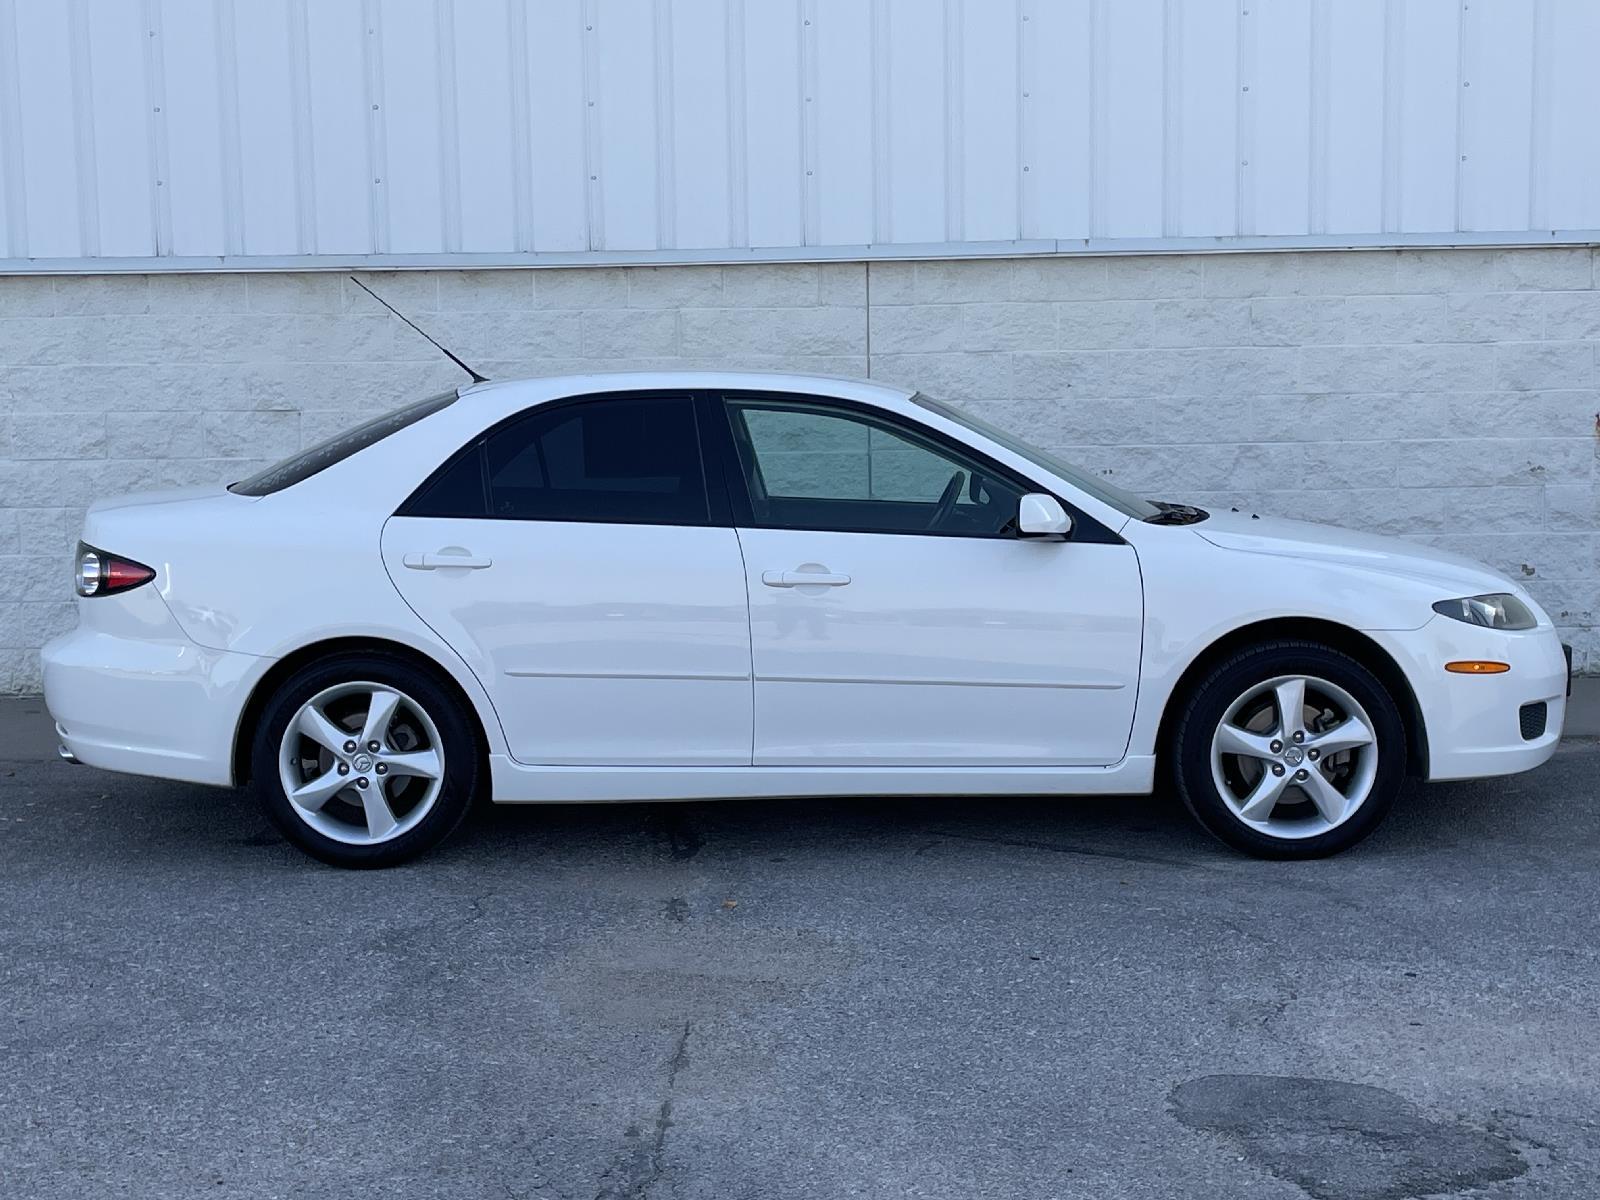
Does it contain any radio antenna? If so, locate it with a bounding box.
[348,275,488,384]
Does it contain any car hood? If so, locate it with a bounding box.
[1191,509,1513,595]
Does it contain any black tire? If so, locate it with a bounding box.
[1170,640,1406,859]
[250,651,482,868]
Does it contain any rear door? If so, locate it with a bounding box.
[382,392,753,766]
[712,393,1144,766]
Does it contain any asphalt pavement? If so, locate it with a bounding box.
[2,695,1598,1199]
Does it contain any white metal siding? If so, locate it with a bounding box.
[1,0,1597,273]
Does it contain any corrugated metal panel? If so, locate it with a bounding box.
[0,0,1596,273]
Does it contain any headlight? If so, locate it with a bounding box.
[1432,593,1537,630]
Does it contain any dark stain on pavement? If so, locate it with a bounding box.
[643,809,704,860]
[1170,1074,1527,1199]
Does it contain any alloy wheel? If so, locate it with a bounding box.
[277,681,446,846]
[1208,673,1379,840]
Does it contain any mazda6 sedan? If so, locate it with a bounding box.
[43,372,1569,867]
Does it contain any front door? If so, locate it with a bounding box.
[716,395,1143,766]
[382,393,752,766]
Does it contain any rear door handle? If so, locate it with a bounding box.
[761,569,851,588]
[403,551,493,571]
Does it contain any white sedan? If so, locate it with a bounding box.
[44,372,1569,867]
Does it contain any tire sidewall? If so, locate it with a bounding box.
[251,653,479,868]
[1174,643,1407,859]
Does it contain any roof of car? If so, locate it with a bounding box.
[457,370,917,406]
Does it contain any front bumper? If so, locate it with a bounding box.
[1373,618,1568,782]
[42,587,265,787]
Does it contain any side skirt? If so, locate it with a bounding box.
[487,756,1158,803]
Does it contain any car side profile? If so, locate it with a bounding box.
[43,372,1569,867]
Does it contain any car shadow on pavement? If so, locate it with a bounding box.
[14,748,1580,871]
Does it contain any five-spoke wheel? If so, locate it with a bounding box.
[1174,641,1406,858]
[253,653,479,867]
[278,682,446,845]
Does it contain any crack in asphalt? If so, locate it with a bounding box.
[922,829,1219,870]
[594,1020,694,1200]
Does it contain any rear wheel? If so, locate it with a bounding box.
[1171,641,1406,858]
[251,653,480,867]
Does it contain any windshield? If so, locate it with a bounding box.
[230,390,459,496]
[912,394,1161,521]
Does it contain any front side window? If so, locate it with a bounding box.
[725,399,1025,537]
[405,394,710,525]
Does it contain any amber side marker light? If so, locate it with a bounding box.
[1445,661,1511,675]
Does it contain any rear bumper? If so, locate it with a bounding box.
[41,592,264,787]
[1375,619,1568,782]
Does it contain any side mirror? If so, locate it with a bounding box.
[1018,493,1072,539]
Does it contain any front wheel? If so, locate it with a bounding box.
[1171,641,1407,859]
[251,653,481,868]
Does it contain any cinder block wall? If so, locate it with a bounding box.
[1,247,1596,693]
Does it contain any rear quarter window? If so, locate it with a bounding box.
[229,389,458,497]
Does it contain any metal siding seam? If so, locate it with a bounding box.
[360,0,389,254]
[654,0,675,250]
[1308,0,1330,235]
[287,0,317,254]
[1453,0,1469,232]
[1234,0,1255,237]
[67,0,99,258]
[725,0,748,248]
[943,0,962,243]
[216,0,244,255]
[0,0,24,257]
[800,0,820,245]
[141,0,171,256]
[580,0,604,251]
[1528,0,1551,231]
[1089,0,1108,239]
[436,0,462,253]
[1016,2,1032,239]
[508,0,534,252]
[870,0,891,244]
[1380,0,1403,232]
[1161,0,1181,238]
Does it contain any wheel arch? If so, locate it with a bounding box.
[231,636,495,787]
[1153,617,1429,779]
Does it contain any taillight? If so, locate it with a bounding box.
[75,542,155,598]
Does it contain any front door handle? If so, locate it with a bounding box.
[403,551,493,571]
[762,569,851,588]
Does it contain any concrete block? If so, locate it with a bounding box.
[105,411,205,458]
[535,267,630,308]
[1495,342,1594,391]
[247,274,342,314]
[961,303,1056,351]
[722,264,822,308]
[203,411,301,459]
[437,270,535,311]
[681,307,861,356]
[53,275,150,315]
[583,309,680,358]
[12,414,106,460]
[629,266,724,308]
[868,305,963,353]
[1395,438,1593,488]
[148,274,249,315]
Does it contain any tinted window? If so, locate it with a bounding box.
[726,400,1024,537]
[231,390,457,497]
[452,394,711,525]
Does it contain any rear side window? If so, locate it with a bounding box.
[230,389,457,497]
[403,394,711,526]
